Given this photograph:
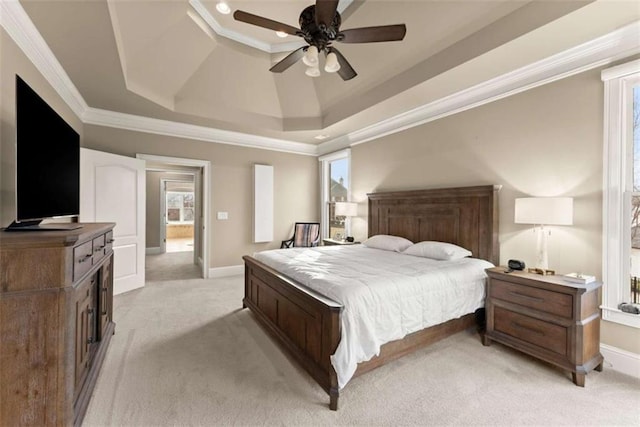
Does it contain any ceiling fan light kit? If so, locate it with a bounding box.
[324,51,340,73]
[305,66,321,77]
[233,0,406,81]
[302,45,319,67]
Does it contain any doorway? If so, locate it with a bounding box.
[137,154,211,281]
[163,179,196,254]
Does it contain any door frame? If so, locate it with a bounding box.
[160,176,196,255]
[137,154,211,279]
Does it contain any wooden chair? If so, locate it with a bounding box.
[281,222,320,248]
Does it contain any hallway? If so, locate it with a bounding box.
[145,251,201,281]
[166,237,194,253]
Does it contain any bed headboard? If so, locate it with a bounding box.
[368,185,499,265]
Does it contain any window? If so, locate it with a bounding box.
[166,191,195,224]
[632,85,640,304]
[319,149,350,239]
[602,59,640,327]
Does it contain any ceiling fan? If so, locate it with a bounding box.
[233,0,407,81]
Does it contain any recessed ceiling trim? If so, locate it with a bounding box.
[3,1,640,159]
[83,107,318,156]
[317,19,640,156]
[0,0,88,118]
[188,0,352,54]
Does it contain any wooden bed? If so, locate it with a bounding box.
[242,185,499,409]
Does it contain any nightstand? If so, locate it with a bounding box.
[482,267,603,386]
[322,238,360,246]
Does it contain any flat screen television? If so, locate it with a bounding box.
[6,76,82,231]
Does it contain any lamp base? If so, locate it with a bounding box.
[528,268,556,275]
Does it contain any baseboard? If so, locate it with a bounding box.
[600,344,640,379]
[208,264,243,278]
[145,247,162,255]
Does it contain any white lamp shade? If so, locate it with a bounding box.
[324,52,340,73]
[302,46,319,66]
[305,66,320,77]
[514,197,573,225]
[335,202,358,217]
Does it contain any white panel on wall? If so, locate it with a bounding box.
[253,164,274,242]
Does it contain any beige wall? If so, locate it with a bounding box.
[146,171,194,248]
[1,28,318,270]
[350,67,639,354]
[83,125,319,268]
[2,24,637,357]
[0,29,84,226]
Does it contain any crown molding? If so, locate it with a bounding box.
[0,0,88,118]
[4,0,640,159]
[601,58,640,81]
[189,0,352,54]
[83,108,318,156]
[317,20,640,155]
[0,0,317,156]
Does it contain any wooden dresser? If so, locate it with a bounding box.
[0,223,115,426]
[483,267,603,386]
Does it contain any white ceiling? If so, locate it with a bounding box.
[13,0,640,153]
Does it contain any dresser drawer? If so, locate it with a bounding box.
[73,241,93,281]
[490,279,573,318]
[494,306,568,356]
[105,231,114,253]
[92,234,106,264]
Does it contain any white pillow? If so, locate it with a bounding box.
[403,241,472,260]
[362,235,413,252]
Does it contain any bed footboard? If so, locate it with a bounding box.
[243,255,342,409]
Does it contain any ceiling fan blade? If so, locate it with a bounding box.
[339,24,407,43]
[315,0,339,28]
[269,47,306,73]
[233,10,300,36]
[330,47,357,81]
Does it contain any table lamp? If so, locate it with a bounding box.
[335,201,358,240]
[514,197,573,271]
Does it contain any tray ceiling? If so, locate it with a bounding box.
[17,0,640,147]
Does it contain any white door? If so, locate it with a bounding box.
[80,148,145,295]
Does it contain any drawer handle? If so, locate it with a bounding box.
[511,321,545,336]
[94,246,105,252]
[102,287,108,315]
[87,308,95,344]
[509,291,544,303]
[79,254,92,263]
[107,239,115,243]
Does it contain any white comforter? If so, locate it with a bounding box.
[253,245,493,389]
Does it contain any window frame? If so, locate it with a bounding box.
[601,59,640,328]
[319,149,351,240]
[165,190,195,225]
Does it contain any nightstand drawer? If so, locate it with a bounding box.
[490,279,573,318]
[494,307,567,356]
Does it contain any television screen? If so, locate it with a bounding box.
[15,75,80,223]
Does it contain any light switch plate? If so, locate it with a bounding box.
[217,211,228,220]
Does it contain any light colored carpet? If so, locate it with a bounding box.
[84,276,640,426]
[145,251,202,281]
